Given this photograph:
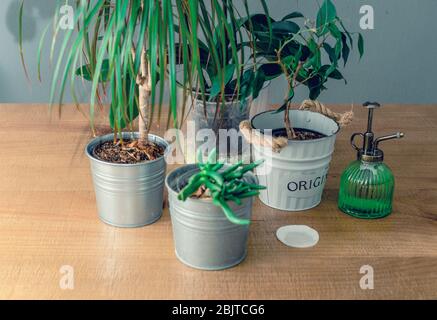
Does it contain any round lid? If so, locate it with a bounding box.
[276,225,320,248]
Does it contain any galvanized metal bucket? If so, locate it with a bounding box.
[188,94,250,163]
[166,164,256,270]
[86,132,169,227]
[187,95,250,133]
[251,110,339,211]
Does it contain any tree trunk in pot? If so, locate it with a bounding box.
[138,48,151,146]
[138,82,152,145]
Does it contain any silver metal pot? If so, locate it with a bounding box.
[166,164,256,270]
[187,96,250,133]
[85,132,169,228]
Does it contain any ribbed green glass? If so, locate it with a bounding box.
[338,160,395,219]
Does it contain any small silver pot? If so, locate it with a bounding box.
[86,132,169,228]
[166,164,256,270]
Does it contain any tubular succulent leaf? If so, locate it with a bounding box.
[178,148,266,225]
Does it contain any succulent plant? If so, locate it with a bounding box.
[178,149,265,225]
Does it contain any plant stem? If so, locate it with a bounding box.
[284,104,295,140]
[284,62,303,140]
[138,46,152,146]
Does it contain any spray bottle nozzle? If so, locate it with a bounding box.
[350,102,404,162]
[374,132,404,149]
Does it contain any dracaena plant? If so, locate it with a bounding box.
[242,0,364,139]
[175,0,271,109]
[177,36,252,103]
[19,0,250,146]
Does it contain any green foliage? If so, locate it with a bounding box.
[316,0,337,35]
[75,59,110,82]
[178,149,265,225]
[242,0,365,113]
[19,0,249,134]
[18,0,365,134]
[173,0,285,104]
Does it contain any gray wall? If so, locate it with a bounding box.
[1,0,436,104]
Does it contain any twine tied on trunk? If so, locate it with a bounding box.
[240,100,354,153]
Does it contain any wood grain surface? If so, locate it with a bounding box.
[0,103,436,300]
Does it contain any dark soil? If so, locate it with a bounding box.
[272,128,326,141]
[93,140,164,164]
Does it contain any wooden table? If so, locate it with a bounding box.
[0,104,436,300]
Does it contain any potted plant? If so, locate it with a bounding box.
[241,0,364,211]
[175,2,271,161]
[19,0,244,227]
[177,39,253,135]
[166,149,265,270]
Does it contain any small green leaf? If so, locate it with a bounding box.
[339,20,353,48]
[323,64,336,80]
[281,12,304,20]
[239,69,255,99]
[75,59,109,82]
[323,43,336,63]
[328,23,341,39]
[304,40,322,71]
[259,64,282,81]
[329,69,346,82]
[316,0,337,35]
[109,75,139,130]
[272,21,300,37]
[109,102,139,130]
[307,38,318,54]
[341,33,350,66]
[319,65,346,83]
[243,14,275,33]
[358,33,364,59]
[252,70,266,99]
[243,14,275,42]
[209,64,236,99]
[308,75,323,100]
[281,55,294,68]
[334,39,342,62]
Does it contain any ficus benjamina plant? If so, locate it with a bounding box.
[241,0,365,139]
[178,149,265,225]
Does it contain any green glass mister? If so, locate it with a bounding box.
[338,102,404,219]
